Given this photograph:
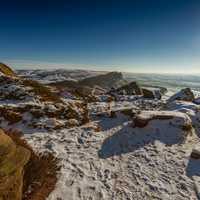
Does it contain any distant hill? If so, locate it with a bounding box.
[78,72,127,89]
[0,63,16,76]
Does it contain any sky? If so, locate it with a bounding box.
[1,0,200,73]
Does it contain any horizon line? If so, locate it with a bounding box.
[3,59,200,76]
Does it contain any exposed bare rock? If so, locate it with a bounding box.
[168,88,195,102]
[142,88,155,99]
[141,84,167,95]
[115,81,143,95]
[142,88,163,99]
[0,129,30,200]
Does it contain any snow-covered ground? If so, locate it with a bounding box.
[17,69,106,84]
[1,71,200,199]
[23,101,200,200]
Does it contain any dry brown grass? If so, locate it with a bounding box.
[5,130,60,200]
[182,124,193,132]
[22,79,62,103]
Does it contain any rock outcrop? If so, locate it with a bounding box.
[142,88,162,99]
[0,70,89,131]
[168,88,195,102]
[0,129,30,200]
[142,88,155,99]
[0,101,89,130]
[115,81,143,95]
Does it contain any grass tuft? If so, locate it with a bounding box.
[5,130,60,200]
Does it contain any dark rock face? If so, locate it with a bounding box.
[142,88,163,99]
[115,81,143,95]
[141,84,167,95]
[78,72,126,89]
[142,88,155,99]
[168,88,195,102]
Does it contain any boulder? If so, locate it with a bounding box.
[115,81,143,95]
[142,88,163,99]
[142,88,155,99]
[133,110,192,131]
[0,129,30,200]
[168,88,195,102]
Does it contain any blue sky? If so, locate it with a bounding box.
[1,0,200,73]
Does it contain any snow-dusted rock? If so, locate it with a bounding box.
[168,88,195,102]
[133,110,192,132]
[0,101,89,131]
[167,101,200,136]
[191,146,200,159]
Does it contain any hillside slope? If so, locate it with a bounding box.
[0,62,16,76]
